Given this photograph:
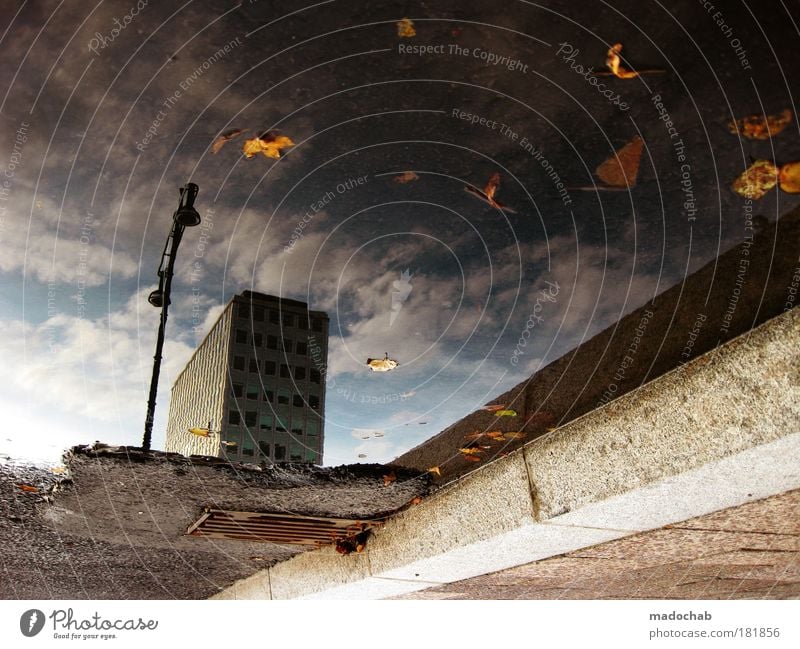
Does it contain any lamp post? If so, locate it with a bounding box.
[142,182,201,451]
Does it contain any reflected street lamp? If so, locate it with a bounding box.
[142,182,201,451]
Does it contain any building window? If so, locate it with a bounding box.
[266,335,278,350]
[253,332,263,347]
[235,329,248,344]
[277,388,289,405]
[294,366,306,381]
[253,306,265,322]
[258,441,271,457]
[289,443,302,462]
[233,356,245,371]
[280,364,290,378]
[283,313,294,327]
[246,383,259,400]
[228,410,241,426]
[249,358,259,373]
[264,388,274,403]
[282,339,293,354]
[296,341,307,356]
[306,420,318,436]
[274,444,286,461]
[269,310,279,324]
[291,422,303,435]
[275,417,288,433]
[312,317,323,332]
[231,383,243,398]
[309,395,319,410]
[239,303,250,319]
[242,438,254,457]
[264,360,276,375]
[292,394,304,408]
[245,411,257,427]
[305,448,318,464]
[310,369,321,384]
[259,413,273,430]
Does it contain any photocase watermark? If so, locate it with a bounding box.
[0,119,29,249]
[284,174,369,253]
[555,42,630,111]
[699,1,752,70]
[74,212,96,320]
[87,0,148,56]
[452,108,572,206]
[398,43,529,72]
[190,207,215,336]
[720,199,754,335]
[652,93,696,222]
[390,269,412,326]
[510,280,560,366]
[135,37,242,152]
[597,307,654,407]
[784,253,800,312]
[680,312,708,362]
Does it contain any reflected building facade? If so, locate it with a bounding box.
[165,291,329,464]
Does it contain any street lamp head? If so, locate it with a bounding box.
[174,182,201,227]
[147,289,165,308]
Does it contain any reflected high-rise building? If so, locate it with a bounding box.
[165,291,329,464]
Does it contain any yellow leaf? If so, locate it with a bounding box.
[242,132,295,159]
[728,109,792,140]
[459,447,483,456]
[397,18,416,38]
[732,160,779,199]
[427,466,441,477]
[494,409,517,417]
[778,161,800,193]
[189,427,211,437]
[605,43,640,79]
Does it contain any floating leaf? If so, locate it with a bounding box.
[16,484,38,493]
[463,431,489,441]
[728,109,792,140]
[393,171,419,184]
[397,18,416,38]
[481,404,506,412]
[463,455,482,463]
[486,431,506,441]
[408,496,423,506]
[459,447,483,456]
[427,466,441,477]
[212,128,247,154]
[189,427,211,437]
[367,353,399,372]
[220,440,237,448]
[465,173,517,213]
[242,131,294,159]
[778,161,800,193]
[495,409,518,417]
[383,471,397,486]
[596,136,643,188]
[605,43,640,79]
[503,431,527,440]
[732,160,779,199]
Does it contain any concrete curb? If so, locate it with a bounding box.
[212,308,799,600]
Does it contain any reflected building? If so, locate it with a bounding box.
[165,291,329,464]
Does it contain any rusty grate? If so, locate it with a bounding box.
[186,509,382,546]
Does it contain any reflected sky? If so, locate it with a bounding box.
[1,0,798,464]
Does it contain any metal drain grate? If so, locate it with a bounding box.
[186,509,382,546]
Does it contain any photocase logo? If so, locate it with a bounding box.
[20,609,45,637]
[390,269,413,326]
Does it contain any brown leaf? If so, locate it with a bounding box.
[486,431,506,441]
[212,128,247,154]
[778,161,800,193]
[596,136,643,188]
[463,431,488,441]
[383,471,397,486]
[732,160,779,199]
[393,171,419,184]
[503,431,526,440]
[463,455,482,463]
[16,484,38,493]
[481,404,506,412]
[242,131,294,159]
[427,466,441,477]
[397,18,416,38]
[728,109,792,140]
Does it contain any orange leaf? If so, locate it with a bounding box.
[459,447,483,456]
[409,496,422,506]
[481,404,506,412]
[383,471,397,486]
[16,484,38,493]
[732,160,779,199]
[393,171,419,184]
[397,18,416,38]
[728,109,792,140]
[463,455,482,463]
[596,136,643,188]
[242,131,294,159]
[486,431,505,441]
[605,43,640,79]
[778,161,800,193]
[427,466,441,477]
